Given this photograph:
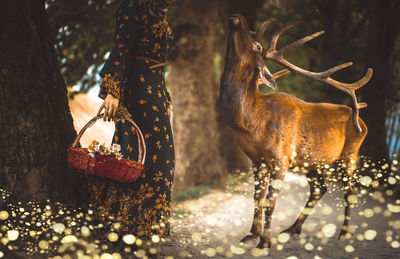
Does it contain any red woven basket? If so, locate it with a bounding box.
[67,111,146,183]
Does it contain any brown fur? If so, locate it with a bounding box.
[219,14,367,249]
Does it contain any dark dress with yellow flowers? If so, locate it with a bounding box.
[88,0,174,239]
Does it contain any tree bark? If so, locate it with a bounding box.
[361,0,400,159]
[168,0,227,192]
[0,0,87,206]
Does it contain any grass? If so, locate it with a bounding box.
[172,185,213,203]
[226,172,252,188]
[172,173,252,205]
[171,208,190,219]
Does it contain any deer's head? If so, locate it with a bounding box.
[226,14,277,89]
[222,13,373,133]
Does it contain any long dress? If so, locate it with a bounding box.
[88,0,174,239]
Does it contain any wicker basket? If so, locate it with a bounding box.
[67,108,146,182]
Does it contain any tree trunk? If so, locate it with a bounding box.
[361,0,400,159]
[0,0,87,206]
[168,0,227,192]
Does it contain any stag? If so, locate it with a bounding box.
[219,14,372,250]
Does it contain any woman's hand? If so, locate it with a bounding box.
[97,94,119,122]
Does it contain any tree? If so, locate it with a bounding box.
[168,0,230,192]
[361,0,400,160]
[45,0,119,95]
[0,0,87,205]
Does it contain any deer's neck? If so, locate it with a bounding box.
[219,63,266,133]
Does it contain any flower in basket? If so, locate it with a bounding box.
[88,140,100,151]
[111,144,121,153]
[88,140,123,160]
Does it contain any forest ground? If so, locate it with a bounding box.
[64,94,399,259]
[160,173,400,259]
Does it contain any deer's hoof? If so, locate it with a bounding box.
[257,237,271,250]
[338,230,352,240]
[281,225,302,237]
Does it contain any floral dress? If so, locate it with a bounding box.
[88,0,174,239]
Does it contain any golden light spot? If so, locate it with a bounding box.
[81,226,90,237]
[205,248,216,257]
[345,245,354,253]
[191,233,202,242]
[108,232,118,242]
[302,208,313,215]
[277,233,290,243]
[52,223,65,234]
[364,209,374,218]
[112,253,122,259]
[230,245,246,255]
[356,234,364,241]
[359,176,372,186]
[322,206,332,215]
[347,195,358,204]
[122,234,136,245]
[364,230,377,240]
[388,203,400,213]
[151,235,160,243]
[100,253,113,259]
[305,243,314,251]
[373,206,383,214]
[38,240,49,250]
[391,241,400,248]
[387,176,397,185]
[0,237,9,246]
[271,179,283,189]
[7,230,19,241]
[0,211,9,220]
[321,224,337,238]
[60,235,78,243]
[251,248,263,257]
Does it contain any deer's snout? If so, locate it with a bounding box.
[230,14,246,29]
[230,17,240,28]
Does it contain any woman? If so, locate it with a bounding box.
[89,0,176,241]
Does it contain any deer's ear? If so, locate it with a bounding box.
[258,64,276,89]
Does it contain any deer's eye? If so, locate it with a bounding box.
[253,42,262,52]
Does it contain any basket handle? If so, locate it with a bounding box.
[71,113,146,165]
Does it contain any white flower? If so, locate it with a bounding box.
[104,148,111,155]
[112,144,121,152]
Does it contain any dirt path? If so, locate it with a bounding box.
[161,174,400,259]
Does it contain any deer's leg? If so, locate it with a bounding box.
[257,165,288,249]
[281,169,327,236]
[241,166,269,243]
[339,157,357,239]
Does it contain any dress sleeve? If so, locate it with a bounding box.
[98,0,143,100]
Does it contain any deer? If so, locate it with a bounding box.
[218,13,372,251]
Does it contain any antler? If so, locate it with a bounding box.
[262,19,373,134]
[256,18,276,41]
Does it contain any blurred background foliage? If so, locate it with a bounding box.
[44,0,400,159]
